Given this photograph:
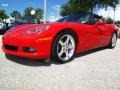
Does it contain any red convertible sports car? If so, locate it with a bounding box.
[2,13,118,63]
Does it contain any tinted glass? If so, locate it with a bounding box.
[56,13,90,23]
[16,17,38,24]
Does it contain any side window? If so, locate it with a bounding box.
[88,17,101,24]
[93,18,99,23]
[78,15,90,24]
[87,16,95,24]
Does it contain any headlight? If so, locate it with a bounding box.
[25,25,50,35]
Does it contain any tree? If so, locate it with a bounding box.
[60,0,90,16]
[24,7,34,17]
[106,17,114,24]
[60,0,119,16]
[10,11,21,19]
[115,21,120,24]
[23,7,43,22]
[0,9,9,19]
[35,8,43,22]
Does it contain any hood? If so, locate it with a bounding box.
[5,24,46,36]
[4,22,69,37]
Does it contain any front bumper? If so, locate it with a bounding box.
[2,35,52,59]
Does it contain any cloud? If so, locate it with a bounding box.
[48,15,61,22]
[47,5,61,22]
[1,3,9,7]
[97,5,120,21]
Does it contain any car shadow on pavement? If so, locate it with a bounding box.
[75,47,108,58]
[5,47,108,66]
[5,54,51,67]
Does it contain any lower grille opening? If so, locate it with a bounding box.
[4,45,18,51]
[23,47,36,53]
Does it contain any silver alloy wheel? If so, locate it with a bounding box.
[112,33,117,47]
[57,34,75,61]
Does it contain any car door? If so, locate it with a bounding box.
[96,23,112,46]
[76,16,101,52]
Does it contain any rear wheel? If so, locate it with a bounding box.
[51,31,76,63]
[109,33,117,48]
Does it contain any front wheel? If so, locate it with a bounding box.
[51,31,77,63]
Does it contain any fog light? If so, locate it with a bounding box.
[23,47,36,53]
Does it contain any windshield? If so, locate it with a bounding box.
[56,13,90,23]
[16,16,38,24]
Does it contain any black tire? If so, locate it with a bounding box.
[108,32,117,49]
[51,30,77,64]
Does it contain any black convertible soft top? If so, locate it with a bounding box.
[92,14,102,19]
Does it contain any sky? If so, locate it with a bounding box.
[97,5,120,21]
[0,0,120,21]
[0,0,68,21]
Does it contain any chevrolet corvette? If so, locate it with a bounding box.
[2,13,118,63]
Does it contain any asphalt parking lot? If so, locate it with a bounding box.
[0,35,120,90]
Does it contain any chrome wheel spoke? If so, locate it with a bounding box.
[68,44,74,49]
[66,36,70,44]
[59,40,64,46]
[58,49,64,57]
[65,51,69,60]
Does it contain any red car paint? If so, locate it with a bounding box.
[2,22,117,59]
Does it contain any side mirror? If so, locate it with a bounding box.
[96,21,106,25]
